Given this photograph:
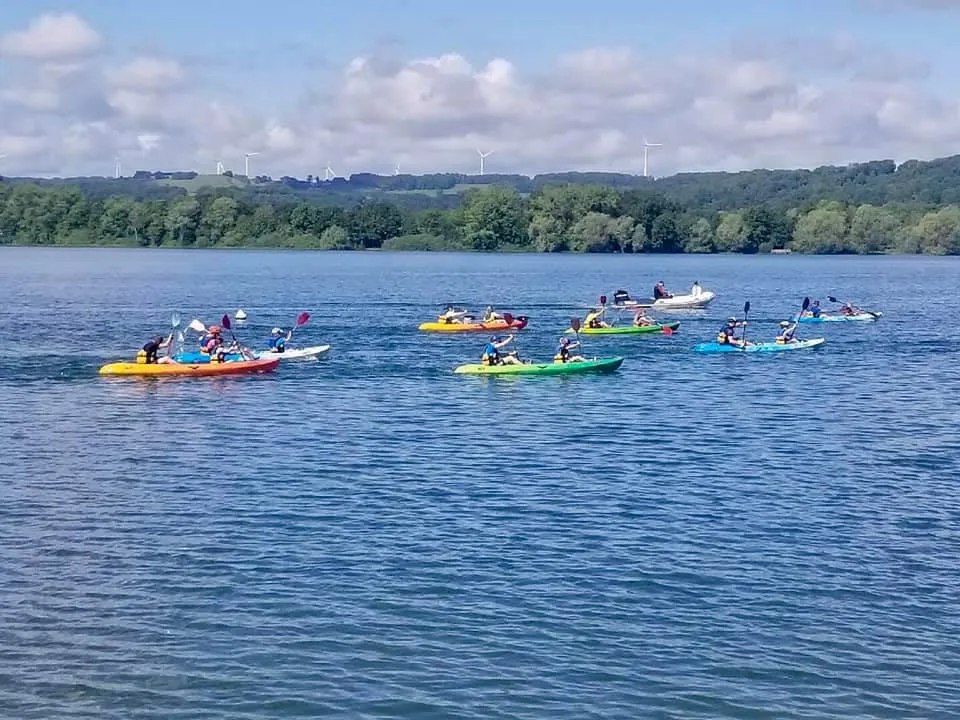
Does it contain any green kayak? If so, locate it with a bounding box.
[565,321,679,335]
[454,356,624,375]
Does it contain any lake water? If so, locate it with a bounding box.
[1,247,959,719]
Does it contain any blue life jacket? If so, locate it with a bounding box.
[267,336,285,351]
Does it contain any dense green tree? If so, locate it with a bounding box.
[791,201,850,253]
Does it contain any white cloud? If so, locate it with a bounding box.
[2,12,960,178]
[0,13,101,61]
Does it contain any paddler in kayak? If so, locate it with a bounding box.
[265,327,292,353]
[717,317,748,348]
[439,306,469,325]
[200,325,224,355]
[775,320,798,344]
[584,308,610,329]
[554,336,585,363]
[481,335,520,366]
[632,309,656,327]
[482,305,501,322]
[802,300,823,318]
[138,334,172,364]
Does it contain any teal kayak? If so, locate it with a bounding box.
[694,338,825,353]
[454,356,624,375]
[795,312,880,323]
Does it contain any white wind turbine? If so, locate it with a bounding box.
[323,161,336,181]
[393,162,401,176]
[114,157,121,179]
[244,151,260,177]
[642,137,662,178]
[216,161,225,175]
[476,148,493,176]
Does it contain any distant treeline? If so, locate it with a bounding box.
[2,155,960,253]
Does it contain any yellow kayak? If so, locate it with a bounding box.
[99,357,280,377]
[418,316,528,333]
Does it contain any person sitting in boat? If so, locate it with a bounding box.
[632,310,656,327]
[717,317,746,347]
[482,306,500,322]
[584,308,610,329]
[265,327,292,353]
[200,325,224,354]
[803,300,822,318]
[554,336,585,363]
[481,335,520,366]
[775,320,797,344]
[653,281,673,300]
[439,306,468,324]
[138,334,171,364]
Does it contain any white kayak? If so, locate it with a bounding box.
[795,312,881,323]
[256,344,330,360]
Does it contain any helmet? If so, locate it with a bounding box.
[209,325,222,334]
[271,327,282,335]
[491,335,501,342]
[560,337,569,345]
[727,317,737,323]
[779,321,790,327]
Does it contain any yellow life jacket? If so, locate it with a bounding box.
[136,349,147,364]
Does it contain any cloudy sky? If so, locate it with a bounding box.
[1,0,958,178]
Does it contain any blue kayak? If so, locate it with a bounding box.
[694,338,825,353]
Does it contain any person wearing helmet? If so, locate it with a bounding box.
[199,325,224,356]
[584,307,609,329]
[481,334,519,366]
[775,319,798,344]
[632,309,656,327]
[138,333,171,364]
[717,317,746,347]
[554,336,585,363]
[265,326,292,353]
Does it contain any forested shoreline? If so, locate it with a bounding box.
[3,155,960,254]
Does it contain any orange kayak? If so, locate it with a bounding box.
[99,357,280,377]
[418,316,528,332]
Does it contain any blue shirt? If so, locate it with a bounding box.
[483,342,497,356]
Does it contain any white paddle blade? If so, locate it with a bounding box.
[188,319,206,333]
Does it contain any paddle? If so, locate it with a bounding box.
[498,313,521,359]
[789,297,810,340]
[289,311,310,338]
[739,301,751,349]
[828,295,878,318]
[188,319,207,334]
[167,313,181,357]
[570,317,583,356]
[221,313,253,360]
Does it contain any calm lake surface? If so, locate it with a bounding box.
[1,248,959,719]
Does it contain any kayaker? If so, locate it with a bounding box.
[554,336,585,363]
[653,281,673,300]
[806,300,822,318]
[584,308,610,329]
[266,327,292,353]
[439,306,468,325]
[775,320,797,344]
[481,335,520,366]
[717,317,746,347]
[200,325,224,355]
[139,334,171,364]
[482,306,500,322]
[838,302,860,316]
[632,310,655,327]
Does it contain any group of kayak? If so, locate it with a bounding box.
[99,287,881,379]
[99,311,331,377]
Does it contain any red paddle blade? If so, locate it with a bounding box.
[662,326,674,336]
[221,314,231,330]
[571,317,581,332]
[297,312,310,326]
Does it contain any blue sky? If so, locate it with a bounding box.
[1,0,959,176]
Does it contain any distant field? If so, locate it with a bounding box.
[156,175,249,192]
